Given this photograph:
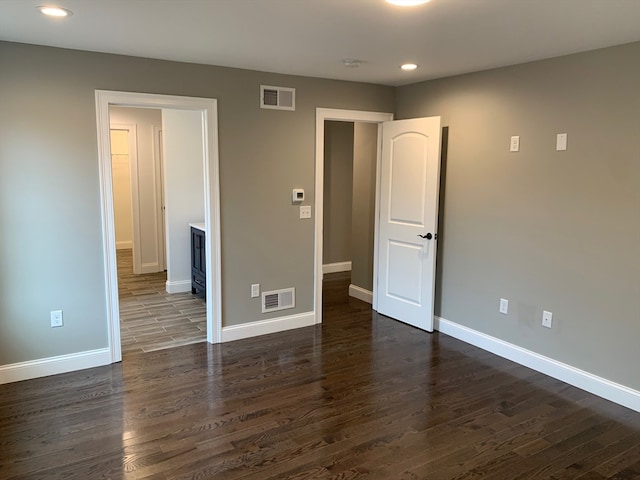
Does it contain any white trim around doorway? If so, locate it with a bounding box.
[95,90,223,363]
[314,108,393,324]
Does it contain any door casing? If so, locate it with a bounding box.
[95,90,222,363]
[109,124,138,257]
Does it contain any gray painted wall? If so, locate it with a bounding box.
[351,122,378,292]
[0,41,394,365]
[396,42,640,390]
[323,121,354,265]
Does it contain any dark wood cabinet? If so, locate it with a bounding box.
[191,227,206,299]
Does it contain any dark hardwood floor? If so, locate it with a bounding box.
[1,272,639,479]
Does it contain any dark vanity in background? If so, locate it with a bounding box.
[189,223,206,299]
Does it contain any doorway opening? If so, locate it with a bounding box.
[109,107,207,354]
[322,120,380,308]
[314,109,394,322]
[95,90,222,364]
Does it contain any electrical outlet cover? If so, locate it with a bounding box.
[50,310,63,328]
[300,205,312,219]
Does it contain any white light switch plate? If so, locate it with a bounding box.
[556,133,567,151]
[510,136,520,152]
[300,205,311,219]
[499,298,508,315]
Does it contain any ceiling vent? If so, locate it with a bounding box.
[260,85,295,111]
[262,287,295,313]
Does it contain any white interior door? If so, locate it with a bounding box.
[376,117,441,332]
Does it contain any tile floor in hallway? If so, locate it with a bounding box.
[117,249,206,354]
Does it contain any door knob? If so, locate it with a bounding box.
[418,233,435,240]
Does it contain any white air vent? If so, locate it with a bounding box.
[262,287,295,313]
[260,85,295,111]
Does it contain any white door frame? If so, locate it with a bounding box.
[110,123,144,271]
[153,126,166,271]
[95,90,222,363]
[314,108,393,323]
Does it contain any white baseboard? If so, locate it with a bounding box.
[140,263,162,274]
[166,279,191,294]
[435,316,640,413]
[116,241,132,250]
[222,311,315,343]
[0,348,112,385]
[323,261,352,274]
[349,284,373,304]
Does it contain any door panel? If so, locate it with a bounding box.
[376,117,441,332]
[387,240,423,305]
[389,133,428,226]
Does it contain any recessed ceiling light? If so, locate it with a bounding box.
[38,6,73,17]
[401,63,418,71]
[386,0,431,6]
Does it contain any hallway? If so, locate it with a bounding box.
[117,249,206,354]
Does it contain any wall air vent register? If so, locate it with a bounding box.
[262,287,296,313]
[260,85,295,111]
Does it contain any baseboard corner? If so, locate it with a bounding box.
[348,284,373,304]
[166,279,192,294]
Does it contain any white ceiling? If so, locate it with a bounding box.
[1,0,640,86]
